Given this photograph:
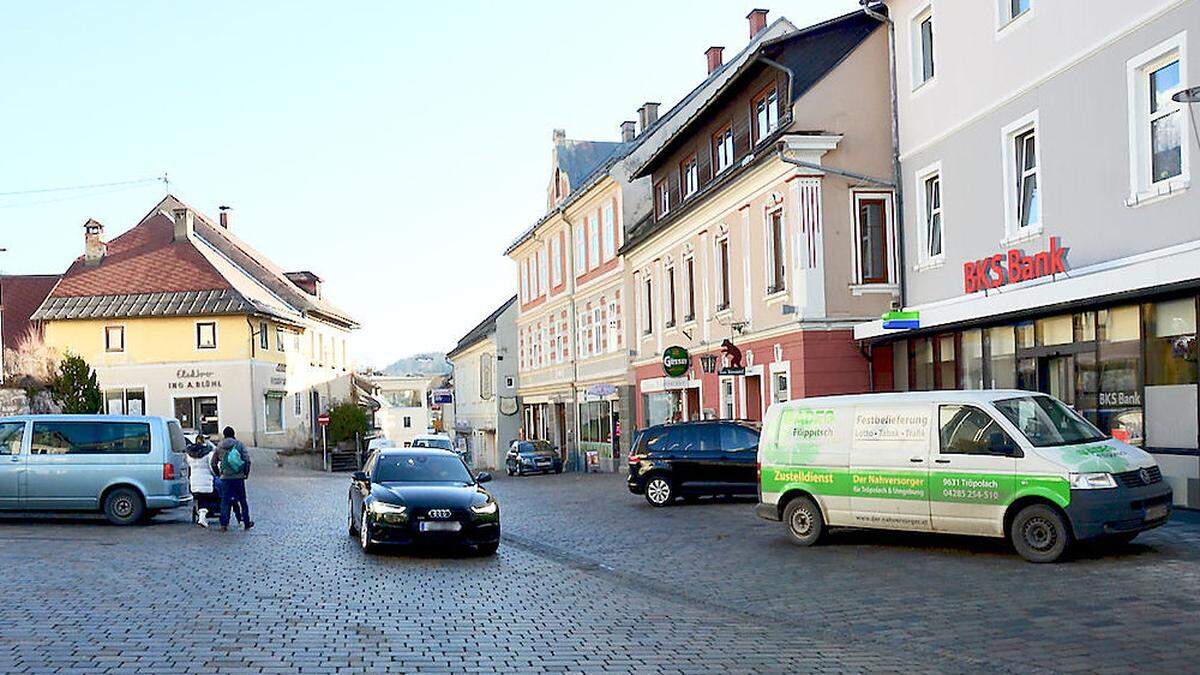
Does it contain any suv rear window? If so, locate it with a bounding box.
[31,421,152,455]
[720,424,759,451]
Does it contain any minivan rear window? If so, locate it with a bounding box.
[167,421,188,454]
[30,421,152,455]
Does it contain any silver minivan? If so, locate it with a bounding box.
[0,415,192,525]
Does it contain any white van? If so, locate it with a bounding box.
[755,390,1171,562]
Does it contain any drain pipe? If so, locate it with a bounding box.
[861,0,907,309]
[776,146,895,187]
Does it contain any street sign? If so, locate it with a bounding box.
[317,413,330,427]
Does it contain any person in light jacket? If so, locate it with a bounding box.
[185,435,217,527]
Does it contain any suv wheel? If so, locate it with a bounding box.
[1011,504,1071,563]
[103,487,145,526]
[644,476,674,507]
[783,496,825,546]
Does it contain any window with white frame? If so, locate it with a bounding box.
[752,85,780,143]
[1001,112,1041,238]
[592,306,602,354]
[537,248,548,295]
[276,326,285,351]
[713,124,734,174]
[655,179,671,219]
[602,204,616,261]
[294,392,302,416]
[684,257,696,322]
[912,5,935,88]
[852,191,895,284]
[720,378,735,418]
[588,214,600,269]
[642,276,654,336]
[765,207,785,293]
[773,370,791,404]
[1000,0,1030,25]
[606,297,620,353]
[264,393,284,433]
[665,265,677,328]
[550,235,562,287]
[681,155,699,199]
[1127,34,1188,198]
[196,322,217,350]
[104,325,124,353]
[716,237,731,310]
[574,226,586,276]
[915,164,944,265]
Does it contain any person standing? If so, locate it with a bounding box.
[185,434,217,527]
[211,426,254,532]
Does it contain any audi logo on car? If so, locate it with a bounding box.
[427,509,453,520]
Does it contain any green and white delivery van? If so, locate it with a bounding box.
[755,390,1172,562]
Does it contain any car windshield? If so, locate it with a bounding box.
[374,454,472,483]
[992,396,1108,448]
[412,438,453,450]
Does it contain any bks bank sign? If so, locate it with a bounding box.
[963,237,1068,294]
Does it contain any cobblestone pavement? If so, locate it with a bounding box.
[1,466,1197,673]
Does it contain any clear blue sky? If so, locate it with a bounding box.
[0,0,861,367]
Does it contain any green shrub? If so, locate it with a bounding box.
[49,352,103,414]
[327,401,368,444]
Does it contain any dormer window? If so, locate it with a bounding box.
[713,124,734,174]
[655,179,671,219]
[681,155,699,199]
[752,85,780,143]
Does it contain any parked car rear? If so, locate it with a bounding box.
[0,415,192,525]
[627,420,760,506]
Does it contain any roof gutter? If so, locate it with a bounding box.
[861,0,907,310]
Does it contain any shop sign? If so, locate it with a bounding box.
[1099,391,1142,407]
[586,383,618,398]
[432,389,453,405]
[719,339,745,376]
[169,368,221,391]
[882,310,920,330]
[963,236,1068,294]
[662,346,691,377]
[663,376,690,390]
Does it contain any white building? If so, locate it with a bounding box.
[373,374,436,447]
[447,296,519,470]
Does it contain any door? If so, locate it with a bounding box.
[686,388,701,421]
[744,376,763,422]
[718,422,760,494]
[929,404,1018,536]
[1038,355,1075,405]
[847,405,933,531]
[0,422,27,509]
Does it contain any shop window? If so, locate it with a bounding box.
[912,338,934,391]
[935,335,956,388]
[1015,322,1035,349]
[987,327,1016,388]
[1098,306,1144,446]
[104,387,145,415]
[643,391,683,427]
[104,326,125,353]
[1143,298,1198,450]
[579,401,613,446]
[264,393,284,433]
[960,330,983,389]
[175,396,219,435]
[1035,315,1073,347]
[892,339,910,391]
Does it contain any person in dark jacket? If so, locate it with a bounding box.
[210,426,254,532]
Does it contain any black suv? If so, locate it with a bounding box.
[627,420,760,507]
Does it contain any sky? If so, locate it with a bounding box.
[0,0,862,368]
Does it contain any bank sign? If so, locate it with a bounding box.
[963,237,1067,294]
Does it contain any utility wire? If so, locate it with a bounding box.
[0,181,162,209]
[0,174,165,198]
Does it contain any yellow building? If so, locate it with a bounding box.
[32,195,360,449]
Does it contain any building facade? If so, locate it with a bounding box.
[31,195,359,449]
[625,10,896,427]
[447,296,519,471]
[373,374,439,448]
[856,0,1200,506]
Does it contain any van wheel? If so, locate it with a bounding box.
[1011,504,1072,563]
[644,476,674,507]
[103,488,145,526]
[783,496,825,546]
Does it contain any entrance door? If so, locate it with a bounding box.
[1038,355,1075,406]
[686,388,700,421]
[744,376,763,422]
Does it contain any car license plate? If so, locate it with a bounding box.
[419,521,461,532]
[1145,504,1168,521]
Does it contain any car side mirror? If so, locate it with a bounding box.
[352,471,368,483]
[987,432,1019,457]
[476,472,493,484]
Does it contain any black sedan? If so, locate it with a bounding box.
[347,448,500,555]
[506,440,563,476]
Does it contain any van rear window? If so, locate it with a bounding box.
[30,421,152,455]
[167,421,188,454]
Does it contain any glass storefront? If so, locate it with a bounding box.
[642,391,684,427]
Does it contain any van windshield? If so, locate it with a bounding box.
[992,396,1108,448]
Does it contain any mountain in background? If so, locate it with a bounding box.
[382,352,451,376]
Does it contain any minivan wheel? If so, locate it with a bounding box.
[1011,504,1071,563]
[103,487,145,526]
[644,476,674,507]
[783,496,825,546]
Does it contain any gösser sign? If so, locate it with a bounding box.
[963,237,1067,294]
[662,346,690,378]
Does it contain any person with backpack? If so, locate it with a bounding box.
[210,426,254,532]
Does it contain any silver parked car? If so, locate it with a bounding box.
[0,415,192,525]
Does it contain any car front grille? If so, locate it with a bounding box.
[1114,466,1162,488]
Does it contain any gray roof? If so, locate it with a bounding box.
[447,296,516,360]
[557,140,627,193]
[30,289,292,322]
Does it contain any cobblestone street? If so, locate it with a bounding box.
[3,465,1199,673]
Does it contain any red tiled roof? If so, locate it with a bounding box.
[1,274,60,351]
[51,214,231,298]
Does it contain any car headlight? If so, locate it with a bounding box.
[1069,472,1117,490]
[471,500,498,515]
[368,501,408,516]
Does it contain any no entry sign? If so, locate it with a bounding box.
[317,413,330,427]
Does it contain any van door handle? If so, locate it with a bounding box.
[934,459,951,464]
[909,458,924,463]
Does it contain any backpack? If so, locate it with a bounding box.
[222,443,246,475]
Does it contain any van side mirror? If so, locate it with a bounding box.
[352,471,368,483]
[475,472,493,484]
[987,432,1019,457]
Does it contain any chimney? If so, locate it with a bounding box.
[747,8,769,38]
[705,46,725,74]
[637,102,661,135]
[171,207,194,242]
[83,219,106,266]
[552,128,566,144]
[620,120,637,143]
[218,205,231,229]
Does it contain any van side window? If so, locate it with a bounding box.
[661,427,700,456]
[720,424,759,451]
[938,405,1013,456]
[0,422,24,455]
[30,422,152,455]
